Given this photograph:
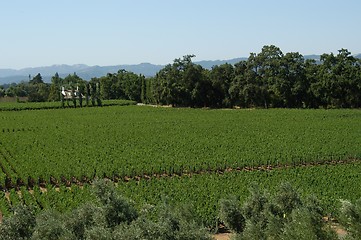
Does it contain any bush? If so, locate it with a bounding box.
[219,196,245,233]
[339,199,361,239]
[0,181,349,239]
[281,208,337,240]
[92,179,138,227]
[220,182,337,240]
[0,205,35,240]
[84,226,112,240]
[64,203,106,239]
[113,201,212,240]
[31,210,74,240]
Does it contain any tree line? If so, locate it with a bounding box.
[1,45,360,108]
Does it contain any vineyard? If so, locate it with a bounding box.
[0,99,136,111]
[0,104,361,226]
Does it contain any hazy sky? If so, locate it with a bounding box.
[0,0,360,69]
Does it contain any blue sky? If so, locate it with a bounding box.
[0,0,360,69]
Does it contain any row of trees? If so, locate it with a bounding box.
[0,71,144,105]
[0,73,86,103]
[145,47,361,108]
[0,73,50,102]
[1,45,360,108]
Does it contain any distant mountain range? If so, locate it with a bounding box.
[0,54,360,85]
[0,58,247,85]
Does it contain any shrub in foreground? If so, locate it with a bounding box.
[339,198,361,240]
[0,180,212,240]
[220,183,338,240]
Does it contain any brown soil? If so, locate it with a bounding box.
[4,192,10,203]
[211,223,348,240]
[213,233,232,240]
[331,224,348,239]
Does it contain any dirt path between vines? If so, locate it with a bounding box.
[213,233,232,240]
[212,224,348,240]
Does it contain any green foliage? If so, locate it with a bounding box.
[281,207,337,240]
[339,199,361,239]
[0,107,360,187]
[48,73,62,102]
[31,210,74,240]
[84,226,112,240]
[29,73,44,85]
[0,99,135,111]
[272,183,302,216]
[2,45,361,108]
[112,201,212,240]
[153,55,212,107]
[0,178,211,240]
[64,203,106,240]
[141,46,361,108]
[0,86,5,97]
[219,196,245,233]
[93,180,138,227]
[93,69,143,102]
[0,205,35,240]
[242,184,269,226]
[112,222,146,240]
[0,107,360,227]
[221,183,337,239]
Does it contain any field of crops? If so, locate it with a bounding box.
[0,104,361,224]
[1,161,361,226]
[0,99,136,111]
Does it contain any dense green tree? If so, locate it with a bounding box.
[210,63,235,107]
[140,75,146,103]
[256,45,284,108]
[311,49,361,108]
[155,64,179,105]
[4,89,14,97]
[119,70,142,102]
[0,86,5,97]
[12,82,28,97]
[304,59,320,107]
[29,73,44,84]
[95,70,143,102]
[48,72,62,101]
[144,77,159,104]
[27,74,50,102]
[280,52,307,107]
[98,75,113,100]
[234,54,265,108]
[154,55,212,107]
[63,73,83,85]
